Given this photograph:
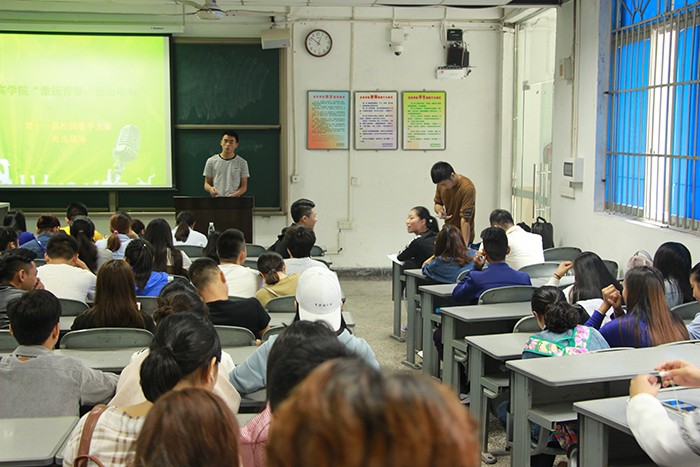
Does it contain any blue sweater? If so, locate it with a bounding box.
[452,262,531,305]
[135,271,170,297]
[422,257,473,284]
[585,310,651,348]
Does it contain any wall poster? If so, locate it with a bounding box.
[402,91,446,150]
[354,91,398,150]
[307,91,350,150]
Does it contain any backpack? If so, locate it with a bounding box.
[531,216,554,249]
[522,325,593,357]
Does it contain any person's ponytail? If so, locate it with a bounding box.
[125,239,154,292]
[257,252,285,285]
[140,345,184,402]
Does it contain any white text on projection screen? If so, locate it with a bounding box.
[0,33,173,188]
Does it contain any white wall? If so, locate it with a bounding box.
[550,0,700,275]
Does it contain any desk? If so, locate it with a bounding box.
[506,342,700,467]
[418,283,458,377]
[390,261,406,342]
[402,269,438,369]
[0,416,77,467]
[464,332,532,463]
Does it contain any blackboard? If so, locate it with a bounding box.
[0,40,281,211]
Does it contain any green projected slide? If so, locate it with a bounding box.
[0,33,172,188]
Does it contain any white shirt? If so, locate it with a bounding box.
[219,263,262,298]
[284,257,329,275]
[171,227,208,248]
[37,263,96,303]
[505,225,545,271]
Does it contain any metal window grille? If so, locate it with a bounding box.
[606,0,700,230]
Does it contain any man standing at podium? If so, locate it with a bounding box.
[203,131,250,197]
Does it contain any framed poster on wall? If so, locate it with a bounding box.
[307,91,350,150]
[354,91,398,150]
[402,91,446,150]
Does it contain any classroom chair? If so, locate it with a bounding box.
[456,269,469,282]
[265,295,296,313]
[33,258,46,266]
[310,245,325,257]
[672,301,700,323]
[170,275,190,284]
[214,325,257,346]
[58,298,89,317]
[478,285,538,305]
[245,243,266,257]
[173,245,203,258]
[0,330,18,351]
[602,259,619,279]
[228,295,245,302]
[518,262,560,278]
[543,246,582,262]
[261,325,285,342]
[137,296,159,314]
[243,259,258,270]
[61,328,154,349]
[342,311,356,328]
[513,315,540,333]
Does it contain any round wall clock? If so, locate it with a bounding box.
[305,29,332,57]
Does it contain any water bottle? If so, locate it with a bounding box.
[208,222,215,236]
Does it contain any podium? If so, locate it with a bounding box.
[174,196,254,243]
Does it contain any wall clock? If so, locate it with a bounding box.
[305,29,332,57]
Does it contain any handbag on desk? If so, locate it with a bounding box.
[531,216,554,249]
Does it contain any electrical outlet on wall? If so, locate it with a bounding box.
[338,221,354,230]
[290,174,300,183]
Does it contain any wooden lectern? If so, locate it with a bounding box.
[174,196,254,243]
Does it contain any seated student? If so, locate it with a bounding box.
[229,267,379,395]
[627,359,700,467]
[20,214,60,256]
[63,312,225,467]
[59,202,103,241]
[172,210,208,247]
[269,198,318,259]
[203,230,221,264]
[585,266,688,347]
[0,289,118,418]
[284,225,328,275]
[452,227,532,305]
[3,210,35,246]
[95,211,135,260]
[144,218,190,276]
[653,242,693,309]
[70,216,113,274]
[71,260,156,333]
[489,209,544,270]
[0,249,43,329]
[421,224,473,283]
[397,206,439,269]
[190,257,270,339]
[124,239,170,297]
[267,358,480,467]
[108,282,240,414]
[132,388,240,467]
[255,251,301,307]
[240,320,352,467]
[0,227,18,251]
[685,263,700,339]
[37,233,96,303]
[131,219,145,238]
[217,228,262,297]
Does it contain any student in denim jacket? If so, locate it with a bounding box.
[421,225,473,284]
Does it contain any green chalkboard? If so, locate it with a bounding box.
[0,40,281,211]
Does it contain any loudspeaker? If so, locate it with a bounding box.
[261,28,291,49]
[447,44,469,67]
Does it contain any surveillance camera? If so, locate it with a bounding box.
[391,43,404,56]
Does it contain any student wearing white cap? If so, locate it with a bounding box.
[228,267,378,395]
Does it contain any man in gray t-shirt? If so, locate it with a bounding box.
[203,131,250,197]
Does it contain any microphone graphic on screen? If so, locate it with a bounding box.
[111,125,140,184]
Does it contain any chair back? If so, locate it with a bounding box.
[602,259,619,279]
[261,325,285,342]
[313,258,332,268]
[229,296,246,302]
[171,275,190,284]
[33,258,46,266]
[215,325,257,346]
[310,245,325,257]
[265,295,296,313]
[246,244,267,257]
[518,262,560,278]
[456,269,469,282]
[672,301,700,321]
[137,296,159,314]
[61,328,154,349]
[59,299,90,317]
[174,245,204,258]
[243,259,258,270]
[543,247,582,262]
[0,330,18,351]
[513,315,540,333]
[478,285,537,305]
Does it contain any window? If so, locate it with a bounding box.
[606,0,700,229]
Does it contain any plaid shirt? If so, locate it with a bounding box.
[62,406,145,467]
[239,405,271,467]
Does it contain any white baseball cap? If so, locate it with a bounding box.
[295,267,342,332]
